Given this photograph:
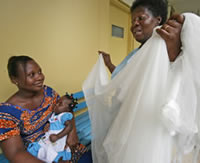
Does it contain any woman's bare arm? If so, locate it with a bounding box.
[67,116,79,147]
[0,136,44,163]
[98,51,116,73]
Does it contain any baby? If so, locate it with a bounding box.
[27,93,78,163]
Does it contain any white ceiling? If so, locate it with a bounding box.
[120,0,200,15]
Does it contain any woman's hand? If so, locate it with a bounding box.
[98,51,112,66]
[67,117,79,147]
[98,50,116,73]
[58,161,71,163]
[156,14,185,61]
[56,157,71,163]
[67,133,79,147]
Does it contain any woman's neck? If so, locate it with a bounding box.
[6,88,44,110]
[16,88,43,99]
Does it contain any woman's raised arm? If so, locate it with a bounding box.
[156,14,185,61]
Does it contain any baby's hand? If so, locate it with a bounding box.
[49,134,58,143]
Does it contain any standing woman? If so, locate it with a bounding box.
[99,0,184,78]
[88,0,186,162]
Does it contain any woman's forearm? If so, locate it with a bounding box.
[106,63,116,73]
[10,150,44,163]
[1,136,44,163]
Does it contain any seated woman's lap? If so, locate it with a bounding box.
[78,150,92,163]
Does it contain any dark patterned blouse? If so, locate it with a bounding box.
[0,85,59,147]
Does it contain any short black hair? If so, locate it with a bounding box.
[64,92,78,112]
[7,55,33,78]
[130,0,168,25]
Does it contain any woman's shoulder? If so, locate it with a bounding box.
[0,102,15,109]
[0,102,21,142]
[43,85,60,105]
[0,92,19,110]
[44,85,59,97]
[0,102,22,119]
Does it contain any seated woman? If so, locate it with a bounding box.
[0,56,92,163]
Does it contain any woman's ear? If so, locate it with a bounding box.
[157,16,162,25]
[11,77,19,86]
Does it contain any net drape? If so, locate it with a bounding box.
[83,13,200,163]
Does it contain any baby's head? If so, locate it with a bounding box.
[54,93,78,115]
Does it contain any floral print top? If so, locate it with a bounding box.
[0,85,59,147]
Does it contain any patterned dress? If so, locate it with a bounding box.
[0,85,59,148]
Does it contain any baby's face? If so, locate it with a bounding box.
[54,96,72,114]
